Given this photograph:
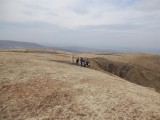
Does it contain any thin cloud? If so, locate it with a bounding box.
[18,1,50,11]
[134,0,160,11]
[0,0,160,52]
[79,24,144,31]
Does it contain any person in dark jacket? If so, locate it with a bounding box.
[85,59,90,67]
[80,57,83,66]
[76,57,79,65]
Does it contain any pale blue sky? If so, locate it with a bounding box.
[0,0,160,52]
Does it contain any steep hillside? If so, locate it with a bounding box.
[0,50,160,120]
[76,52,160,93]
[89,57,160,93]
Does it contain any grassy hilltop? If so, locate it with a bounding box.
[0,49,160,119]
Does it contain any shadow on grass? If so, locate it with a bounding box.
[49,59,77,66]
[49,59,90,68]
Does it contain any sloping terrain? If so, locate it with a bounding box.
[89,57,160,93]
[76,52,160,93]
[0,50,160,120]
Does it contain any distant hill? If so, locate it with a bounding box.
[1,40,159,53]
[0,40,44,49]
[0,40,108,52]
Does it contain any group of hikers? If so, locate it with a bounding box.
[75,57,90,67]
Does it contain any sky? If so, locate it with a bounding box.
[0,0,160,52]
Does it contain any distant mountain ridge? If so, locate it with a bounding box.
[0,40,159,53]
[0,40,111,52]
[0,40,44,49]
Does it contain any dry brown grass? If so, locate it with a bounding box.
[75,52,160,93]
[0,49,160,120]
[89,57,160,92]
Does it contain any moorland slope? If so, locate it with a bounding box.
[0,50,160,120]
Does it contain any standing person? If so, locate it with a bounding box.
[80,57,83,66]
[83,58,87,67]
[72,55,74,63]
[86,59,90,67]
[76,57,79,65]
